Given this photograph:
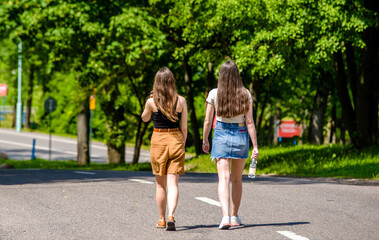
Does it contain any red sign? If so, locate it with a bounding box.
[278,120,301,138]
[0,84,7,97]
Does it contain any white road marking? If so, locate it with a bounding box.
[277,231,309,240]
[0,139,102,158]
[129,179,154,184]
[0,139,77,154]
[73,171,96,175]
[195,197,221,207]
[0,131,150,157]
[0,129,78,145]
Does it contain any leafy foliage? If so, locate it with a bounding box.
[0,0,377,164]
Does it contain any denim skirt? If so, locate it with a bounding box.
[211,121,249,160]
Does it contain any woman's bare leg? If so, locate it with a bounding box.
[167,174,179,217]
[155,175,167,221]
[216,158,231,216]
[231,158,246,216]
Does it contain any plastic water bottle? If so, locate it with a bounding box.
[248,159,257,179]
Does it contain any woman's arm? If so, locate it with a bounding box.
[180,96,188,142]
[245,101,259,160]
[202,102,215,153]
[141,98,153,122]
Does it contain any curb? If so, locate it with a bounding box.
[260,174,379,186]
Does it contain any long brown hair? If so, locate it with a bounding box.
[153,67,179,122]
[216,61,250,118]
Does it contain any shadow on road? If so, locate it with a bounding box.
[180,172,337,186]
[176,224,218,230]
[0,169,154,186]
[0,169,319,186]
[245,221,311,228]
[176,221,310,231]
[1,169,375,186]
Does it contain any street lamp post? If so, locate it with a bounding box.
[16,40,22,132]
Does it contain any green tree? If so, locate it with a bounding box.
[302,0,378,148]
[0,0,53,130]
[91,5,165,163]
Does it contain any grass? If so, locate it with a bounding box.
[185,145,379,180]
[0,159,152,171]
[1,145,378,180]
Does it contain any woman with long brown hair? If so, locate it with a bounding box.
[202,60,259,229]
[141,67,187,231]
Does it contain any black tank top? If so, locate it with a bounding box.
[153,98,181,129]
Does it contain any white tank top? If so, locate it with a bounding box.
[206,88,252,123]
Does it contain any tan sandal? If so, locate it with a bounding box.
[156,220,166,229]
[166,216,176,231]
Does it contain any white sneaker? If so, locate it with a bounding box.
[231,216,242,226]
[219,216,231,229]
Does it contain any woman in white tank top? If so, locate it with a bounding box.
[202,61,259,229]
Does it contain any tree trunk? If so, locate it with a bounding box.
[249,78,263,124]
[12,102,16,128]
[106,139,125,164]
[356,18,379,147]
[102,87,126,164]
[132,119,149,165]
[105,121,126,164]
[207,61,215,90]
[25,66,34,129]
[77,101,90,165]
[184,56,201,156]
[257,92,268,137]
[308,85,329,144]
[345,42,358,108]
[339,120,346,145]
[333,50,359,147]
[329,103,336,144]
[273,102,281,145]
[105,113,126,164]
[267,115,274,144]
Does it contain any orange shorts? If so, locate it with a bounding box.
[150,131,185,176]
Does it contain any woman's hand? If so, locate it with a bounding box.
[202,140,210,153]
[251,147,259,162]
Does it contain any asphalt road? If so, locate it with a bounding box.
[1,170,378,240]
[0,128,150,163]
